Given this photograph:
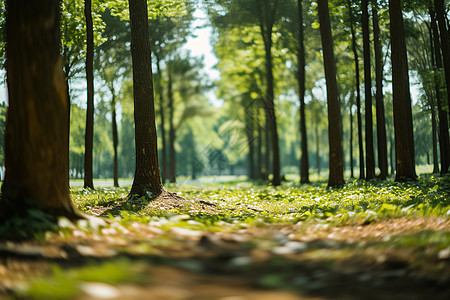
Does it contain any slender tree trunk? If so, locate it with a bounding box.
[431,8,450,174]
[315,123,320,176]
[362,0,375,180]
[347,0,365,180]
[372,2,388,180]
[156,56,167,184]
[245,101,256,180]
[350,91,355,178]
[256,1,281,186]
[428,18,440,174]
[1,0,78,219]
[257,104,263,179]
[112,93,119,187]
[434,0,450,115]
[297,0,310,184]
[128,0,163,198]
[318,0,344,188]
[83,0,94,189]
[168,65,176,183]
[389,0,417,181]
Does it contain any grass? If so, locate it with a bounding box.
[4,174,450,299]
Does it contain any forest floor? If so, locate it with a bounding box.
[1,176,450,299]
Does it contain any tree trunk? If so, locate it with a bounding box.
[168,65,176,184]
[315,123,320,176]
[428,18,439,175]
[372,2,388,180]
[362,0,375,180]
[245,101,256,180]
[128,0,163,198]
[347,0,365,180]
[318,0,344,188]
[156,56,167,184]
[256,1,281,186]
[389,0,417,181]
[83,0,94,189]
[431,8,450,174]
[257,104,263,179]
[112,93,119,187]
[1,0,78,219]
[434,0,450,115]
[350,91,355,178]
[297,0,310,184]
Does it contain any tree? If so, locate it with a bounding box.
[84,0,95,189]
[1,0,78,220]
[434,0,450,114]
[389,0,417,181]
[430,7,450,174]
[317,0,344,187]
[297,0,310,184]
[362,0,375,180]
[346,0,365,180]
[208,0,282,186]
[372,0,388,179]
[127,0,163,198]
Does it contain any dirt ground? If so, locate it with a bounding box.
[1,217,450,299]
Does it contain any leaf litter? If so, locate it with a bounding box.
[1,177,450,299]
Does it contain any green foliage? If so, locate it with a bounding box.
[108,0,187,20]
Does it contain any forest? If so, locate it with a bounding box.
[0,0,450,299]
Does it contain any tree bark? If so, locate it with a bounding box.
[317,0,344,188]
[168,65,176,183]
[362,0,375,180]
[155,55,167,184]
[372,2,388,179]
[1,0,78,219]
[347,0,365,180]
[428,18,439,174]
[83,0,94,189]
[389,0,417,181]
[349,91,355,178]
[128,0,163,198]
[434,0,450,116]
[430,8,450,174]
[297,0,310,184]
[112,93,119,187]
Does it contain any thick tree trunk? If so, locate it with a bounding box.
[1,0,77,219]
[317,0,344,188]
[168,67,176,184]
[389,0,417,181]
[297,0,310,184]
[128,0,163,198]
[372,2,388,180]
[434,0,450,116]
[362,0,375,180]
[156,56,167,184]
[347,0,365,180]
[431,8,450,174]
[84,0,94,189]
[112,94,119,187]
